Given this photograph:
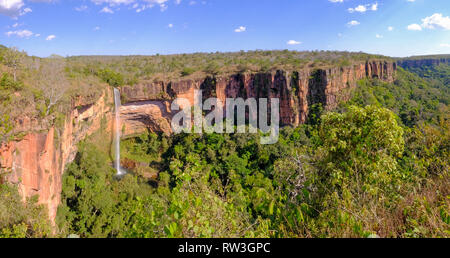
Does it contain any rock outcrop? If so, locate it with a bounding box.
[119,60,396,133]
[120,100,173,136]
[0,89,114,222]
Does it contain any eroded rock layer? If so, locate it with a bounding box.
[119,60,396,134]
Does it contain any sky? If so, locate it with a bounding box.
[0,0,449,57]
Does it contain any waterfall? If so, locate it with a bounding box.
[113,88,123,176]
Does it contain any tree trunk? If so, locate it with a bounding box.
[13,64,16,82]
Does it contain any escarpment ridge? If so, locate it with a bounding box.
[119,60,396,135]
[397,56,450,68]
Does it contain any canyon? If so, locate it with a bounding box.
[0,60,396,223]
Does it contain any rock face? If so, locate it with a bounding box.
[398,58,449,69]
[0,60,396,225]
[119,60,396,132]
[0,89,114,223]
[120,100,173,136]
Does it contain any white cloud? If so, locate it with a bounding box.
[234,26,246,33]
[329,0,343,3]
[0,0,24,17]
[348,3,378,13]
[440,43,450,48]
[421,13,450,30]
[100,6,114,13]
[388,26,394,31]
[371,2,378,11]
[407,23,422,31]
[75,5,88,11]
[94,26,101,31]
[22,7,31,14]
[376,34,383,38]
[287,40,301,45]
[406,13,450,31]
[46,34,56,41]
[349,5,367,13]
[135,3,166,13]
[0,0,59,18]
[6,29,33,38]
[92,0,170,12]
[347,20,360,26]
[28,0,57,2]
[168,23,173,28]
[92,0,136,5]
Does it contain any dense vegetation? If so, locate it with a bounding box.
[401,62,450,86]
[0,46,107,142]
[0,46,448,238]
[64,50,390,83]
[345,67,448,127]
[53,106,448,238]
[0,181,52,238]
[53,65,449,238]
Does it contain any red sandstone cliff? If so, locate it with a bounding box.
[119,60,396,135]
[0,89,114,223]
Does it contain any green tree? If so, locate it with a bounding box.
[316,105,404,194]
[0,114,12,142]
[2,47,25,82]
[97,68,124,87]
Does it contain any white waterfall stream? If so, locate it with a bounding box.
[113,88,124,176]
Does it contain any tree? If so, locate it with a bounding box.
[0,114,13,142]
[316,105,405,192]
[203,61,220,75]
[37,56,69,116]
[97,68,124,87]
[2,47,25,82]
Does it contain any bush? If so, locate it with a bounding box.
[181,67,195,77]
[97,68,124,87]
[0,182,52,238]
[0,73,23,91]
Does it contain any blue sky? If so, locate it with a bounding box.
[0,0,449,57]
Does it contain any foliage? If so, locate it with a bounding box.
[345,68,449,127]
[57,104,449,238]
[181,67,196,77]
[56,142,161,237]
[316,106,404,193]
[0,73,23,91]
[0,114,13,142]
[97,68,125,87]
[1,47,25,81]
[64,50,391,82]
[0,181,52,238]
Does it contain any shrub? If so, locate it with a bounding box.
[97,68,124,87]
[181,67,195,77]
[0,73,23,91]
